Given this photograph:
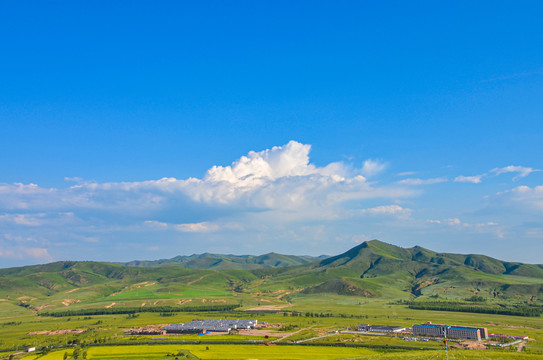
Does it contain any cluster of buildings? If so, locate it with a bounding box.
[163,318,257,334]
[412,322,488,341]
[135,316,492,342]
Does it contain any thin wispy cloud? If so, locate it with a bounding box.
[360,205,412,220]
[397,177,448,185]
[454,175,484,184]
[427,218,504,238]
[454,165,540,184]
[175,222,221,233]
[499,185,543,212]
[491,166,540,180]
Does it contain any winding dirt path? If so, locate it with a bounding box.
[187,274,210,285]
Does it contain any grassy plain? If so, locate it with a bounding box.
[2,297,543,359]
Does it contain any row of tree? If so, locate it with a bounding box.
[407,301,542,317]
[39,304,240,317]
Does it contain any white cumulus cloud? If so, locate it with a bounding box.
[0,141,479,265]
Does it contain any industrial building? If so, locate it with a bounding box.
[357,324,406,333]
[163,318,257,334]
[412,322,488,341]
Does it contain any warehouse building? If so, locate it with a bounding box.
[163,318,257,334]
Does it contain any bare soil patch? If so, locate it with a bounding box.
[245,304,292,311]
[276,288,304,299]
[62,299,81,306]
[455,341,486,350]
[28,329,86,336]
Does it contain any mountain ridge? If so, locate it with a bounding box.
[123,252,326,269]
[1,240,542,308]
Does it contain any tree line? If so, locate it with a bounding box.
[38,304,240,317]
[407,301,542,317]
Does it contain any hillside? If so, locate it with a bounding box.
[1,240,542,315]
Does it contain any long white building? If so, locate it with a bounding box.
[412,322,488,341]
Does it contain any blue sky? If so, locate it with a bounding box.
[1,1,542,267]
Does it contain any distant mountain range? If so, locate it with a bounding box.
[1,240,542,310]
[124,252,328,269]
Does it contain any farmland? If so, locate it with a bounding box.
[2,298,543,359]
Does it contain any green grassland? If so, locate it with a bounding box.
[2,240,543,359]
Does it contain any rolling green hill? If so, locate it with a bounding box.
[297,240,543,300]
[1,240,542,315]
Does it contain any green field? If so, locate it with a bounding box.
[16,343,543,360]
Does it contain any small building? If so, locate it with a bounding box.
[357,324,406,333]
